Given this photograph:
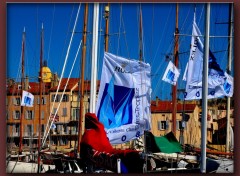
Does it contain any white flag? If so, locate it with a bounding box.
[184,14,233,100]
[162,60,180,85]
[182,62,188,81]
[96,52,151,144]
[21,90,34,107]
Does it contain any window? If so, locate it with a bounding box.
[13,124,20,136]
[72,108,79,120]
[62,108,67,117]
[37,97,46,105]
[158,121,168,130]
[177,120,186,130]
[26,124,33,136]
[51,94,60,102]
[62,94,69,102]
[42,97,46,104]
[71,126,78,134]
[63,124,68,134]
[25,110,34,120]
[42,124,45,135]
[13,97,21,106]
[53,108,57,114]
[13,110,21,119]
[60,137,68,145]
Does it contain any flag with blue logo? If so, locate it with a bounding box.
[21,90,34,107]
[184,13,233,100]
[96,52,151,144]
[162,60,180,85]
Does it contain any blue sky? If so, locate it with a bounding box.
[7,3,233,100]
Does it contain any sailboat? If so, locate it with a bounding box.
[6,3,234,174]
[6,25,57,173]
[181,3,233,173]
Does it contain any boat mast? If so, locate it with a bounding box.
[19,27,26,154]
[89,3,99,113]
[201,3,210,173]
[78,3,88,154]
[37,23,44,173]
[226,3,233,154]
[172,3,179,136]
[104,3,110,52]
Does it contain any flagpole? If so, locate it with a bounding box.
[201,3,210,173]
[226,3,233,154]
[90,3,99,113]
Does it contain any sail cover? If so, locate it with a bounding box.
[96,52,151,144]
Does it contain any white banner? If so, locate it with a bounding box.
[162,60,180,85]
[184,16,233,100]
[21,90,34,107]
[96,52,151,144]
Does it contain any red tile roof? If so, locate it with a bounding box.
[72,80,100,92]
[49,78,79,91]
[7,82,51,95]
[151,101,197,113]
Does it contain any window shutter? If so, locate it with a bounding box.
[13,111,15,119]
[31,124,34,134]
[12,97,16,105]
[63,108,67,117]
[157,121,161,130]
[166,120,169,130]
[51,95,55,102]
[25,111,28,119]
[72,109,75,120]
[177,121,179,130]
[41,111,44,119]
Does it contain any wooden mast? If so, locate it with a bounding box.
[37,23,44,173]
[172,3,179,136]
[104,3,110,52]
[19,27,26,154]
[78,3,88,154]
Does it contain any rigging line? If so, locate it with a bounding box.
[56,4,75,75]
[47,4,55,63]
[42,39,83,146]
[121,7,130,59]
[197,4,204,26]
[152,5,173,66]
[150,4,154,64]
[42,4,81,144]
[117,3,122,56]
